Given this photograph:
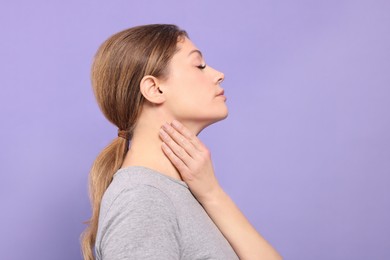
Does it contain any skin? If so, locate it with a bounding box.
[159,39,228,132]
[121,37,282,259]
[122,37,227,181]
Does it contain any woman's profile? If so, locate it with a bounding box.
[81,24,281,260]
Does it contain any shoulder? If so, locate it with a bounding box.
[101,166,188,211]
[97,167,184,233]
[96,180,182,259]
[100,179,177,226]
[114,184,175,214]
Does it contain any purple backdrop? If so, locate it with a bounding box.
[1,0,389,259]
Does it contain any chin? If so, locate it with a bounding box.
[217,107,229,120]
[197,111,229,134]
[212,106,229,123]
[180,107,229,135]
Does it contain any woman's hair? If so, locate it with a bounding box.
[80,24,188,260]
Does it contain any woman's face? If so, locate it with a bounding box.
[161,37,228,130]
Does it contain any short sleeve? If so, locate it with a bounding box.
[98,185,181,260]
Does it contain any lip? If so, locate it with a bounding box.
[216,89,225,96]
[216,90,227,101]
[217,95,227,101]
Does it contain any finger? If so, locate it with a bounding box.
[170,120,204,152]
[162,123,199,158]
[161,142,189,175]
[159,128,192,166]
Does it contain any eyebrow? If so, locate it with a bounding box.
[188,49,203,58]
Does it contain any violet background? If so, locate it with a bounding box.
[1,0,389,259]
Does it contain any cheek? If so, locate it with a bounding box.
[184,72,211,90]
[168,69,211,100]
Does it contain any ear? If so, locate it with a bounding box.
[139,75,165,104]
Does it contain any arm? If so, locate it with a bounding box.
[199,187,281,260]
[159,120,282,260]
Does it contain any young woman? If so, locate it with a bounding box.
[81,24,282,260]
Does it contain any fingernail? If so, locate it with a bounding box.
[172,120,180,127]
[159,128,167,137]
[162,123,169,130]
[161,142,169,150]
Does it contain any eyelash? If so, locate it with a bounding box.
[197,64,207,70]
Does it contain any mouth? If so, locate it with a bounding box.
[216,89,227,101]
[216,89,225,96]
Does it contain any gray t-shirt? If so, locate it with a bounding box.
[95,166,239,260]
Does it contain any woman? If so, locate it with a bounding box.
[81,24,282,260]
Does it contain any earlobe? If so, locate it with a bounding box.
[139,75,165,104]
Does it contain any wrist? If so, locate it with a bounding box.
[198,186,227,207]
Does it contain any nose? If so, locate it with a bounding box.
[215,70,225,84]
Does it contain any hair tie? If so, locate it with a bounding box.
[117,129,130,140]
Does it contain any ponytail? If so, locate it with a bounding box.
[80,24,187,259]
[80,137,129,260]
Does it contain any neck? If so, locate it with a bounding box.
[120,114,183,181]
[120,103,210,180]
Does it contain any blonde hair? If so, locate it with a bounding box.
[80,24,188,260]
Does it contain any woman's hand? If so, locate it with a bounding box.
[159,120,282,259]
[159,120,222,204]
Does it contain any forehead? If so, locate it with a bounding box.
[175,37,199,58]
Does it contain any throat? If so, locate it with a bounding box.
[121,134,183,182]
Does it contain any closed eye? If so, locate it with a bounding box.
[197,64,207,70]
